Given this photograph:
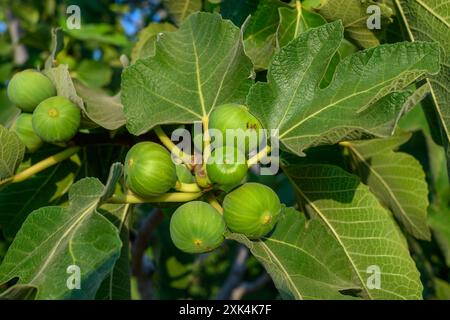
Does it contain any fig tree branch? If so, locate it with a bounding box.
[108,191,204,204]
[230,273,272,300]
[6,9,28,65]
[175,181,201,193]
[216,245,249,300]
[0,146,80,187]
[132,208,164,300]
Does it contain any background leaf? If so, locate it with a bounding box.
[277,0,326,48]
[131,23,177,63]
[243,0,289,70]
[342,133,431,240]
[0,125,25,180]
[96,204,131,300]
[0,148,80,238]
[122,12,253,135]
[220,0,260,27]
[396,0,450,181]
[434,278,450,299]
[65,24,129,47]
[74,60,113,88]
[163,0,202,25]
[315,0,394,48]
[428,207,450,267]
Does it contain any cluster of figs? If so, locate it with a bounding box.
[124,104,282,254]
[8,69,81,151]
[7,69,281,254]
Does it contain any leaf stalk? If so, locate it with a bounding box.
[154,125,193,168]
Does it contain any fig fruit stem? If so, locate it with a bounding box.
[247,145,271,167]
[175,181,202,193]
[108,191,204,204]
[0,146,80,187]
[202,116,212,166]
[154,125,193,168]
[207,194,224,215]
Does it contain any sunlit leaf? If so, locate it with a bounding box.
[122,12,253,135]
[247,21,440,156]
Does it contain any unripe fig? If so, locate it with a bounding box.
[209,104,264,153]
[170,201,226,253]
[32,96,81,143]
[206,146,247,186]
[11,113,43,153]
[7,70,56,112]
[124,142,177,197]
[223,183,281,239]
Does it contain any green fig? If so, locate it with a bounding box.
[32,96,81,143]
[223,183,281,239]
[206,146,247,186]
[7,69,56,112]
[124,142,177,197]
[209,103,264,153]
[170,201,226,253]
[11,113,43,153]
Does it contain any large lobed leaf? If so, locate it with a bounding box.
[229,207,361,300]
[342,133,431,240]
[282,165,423,299]
[0,125,25,181]
[247,21,440,157]
[232,164,423,299]
[122,12,253,135]
[0,164,123,299]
